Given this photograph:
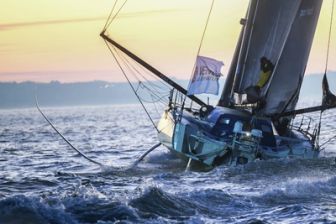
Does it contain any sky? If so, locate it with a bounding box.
[0,0,335,83]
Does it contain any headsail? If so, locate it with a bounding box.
[279,73,336,117]
[322,73,336,108]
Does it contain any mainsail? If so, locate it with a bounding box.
[262,0,323,115]
[218,0,323,116]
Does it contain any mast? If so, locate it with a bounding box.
[234,0,260,94]
[217,18,245,107]
[218,0,259,106]
[100,32,207,107]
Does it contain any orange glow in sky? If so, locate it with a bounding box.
[0,0,335,83]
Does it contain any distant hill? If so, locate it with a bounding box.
[0,81,139,108]
[0,72,335,109]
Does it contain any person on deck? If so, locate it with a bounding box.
[244,56,274,105]
[256,56,274,88]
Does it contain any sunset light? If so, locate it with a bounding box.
[0,0,335,82]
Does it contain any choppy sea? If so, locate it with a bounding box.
[1,104,336,224]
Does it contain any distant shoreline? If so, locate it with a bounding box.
[0,72,334,109]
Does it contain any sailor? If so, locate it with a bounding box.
[256,56,274,88]
[244,56,274,105]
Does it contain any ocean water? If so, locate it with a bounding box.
[1,104,336,224]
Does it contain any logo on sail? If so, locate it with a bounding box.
[187,56,224,95]
[300,8,314,17]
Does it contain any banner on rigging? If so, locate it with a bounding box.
[187,56,224,95]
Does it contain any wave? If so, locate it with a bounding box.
[0,194,141,224]
[0,195,76,224]
[129,186,255,222]
[254,175,336,206]
[129,187,195,220]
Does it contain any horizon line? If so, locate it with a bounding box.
[0,71,335,85]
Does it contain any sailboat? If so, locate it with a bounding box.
[101,0,336,167]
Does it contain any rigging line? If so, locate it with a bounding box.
[316,110,323,147]
[187,0,216,91]
[317,0,335,147]
[125,52,171,89]
[320,133,336,148]
[152,96,162,117]
[103,0,118,31]
[195,0,215,59]
[138,86,170,104]
[116,56,168,103]
[115,50,155,86]
[119,58,168,121]
[138,80,171,104]
[104,40,159,132]
[181,0,216,115]
[278,76,303,116]
[139,92,170,104]
[36,95,161,170]
[115,49,171,99]
[141,85,170,103]
[112,46,164,129]
[105,0,128,31]
[138,96,166,107]
[135,81,141,93]
[150,94,168,116]
[117,51,171,92]
[138,89,169,106]
[137,79,171,101]
[136,61,172,89]
[119,50,171,89]
[116,49,171,90]
[35,96,104,167]
[325,0,335,74]
[129,143,161,168]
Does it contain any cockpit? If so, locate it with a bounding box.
[207,107,276,147]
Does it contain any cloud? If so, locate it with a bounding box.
[0,9,182,31]
[0,70,120,82]
[117,9,182,18]
[0,17,106,31]
[0,43,12,47]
